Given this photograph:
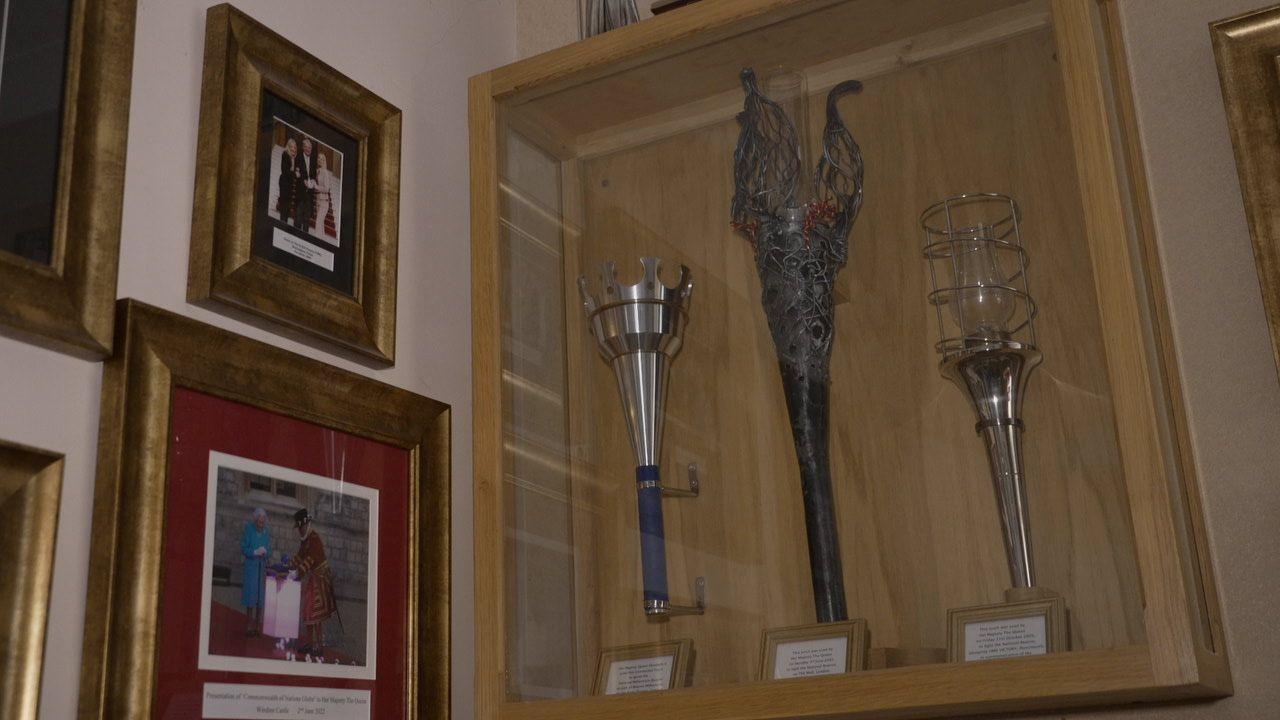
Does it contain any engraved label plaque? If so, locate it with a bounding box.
[592,639,693,695]
[758,619,868,680]
[773,636,849,678]
[963,615,1048,661]
[604,655,677,694]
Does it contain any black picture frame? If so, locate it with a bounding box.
[251,91,360,296]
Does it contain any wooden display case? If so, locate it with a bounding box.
[470,1,1231,718]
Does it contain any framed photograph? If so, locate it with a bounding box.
[188,4,401,364]
[758,620,869,681]
[591,639,693,695]
[0,440,62,720]
[0,0,136,357]
[1213,6,1280,380]
[78,300,448,720]
[197,452,379,679]
[946,596,1068,663]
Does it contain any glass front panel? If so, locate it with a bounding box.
[497,0,1147,701]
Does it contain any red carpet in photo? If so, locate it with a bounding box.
[207,600,356,665]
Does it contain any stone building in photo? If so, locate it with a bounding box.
[212,466,372,603]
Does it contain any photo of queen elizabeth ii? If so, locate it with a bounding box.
[199,451,379,680]
[240,507,272,636]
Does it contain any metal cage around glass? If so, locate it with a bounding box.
[921,193,1038,359]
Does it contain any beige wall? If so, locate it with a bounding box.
[516,0,658,56]
[509,0,1280,718]
[0,1,515,717]
[1114,0,1280,715]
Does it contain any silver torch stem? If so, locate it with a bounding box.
[942,347,1042,589]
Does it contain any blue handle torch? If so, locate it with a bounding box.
[580,257,693,617]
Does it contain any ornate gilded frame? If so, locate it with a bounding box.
[0,441,63,720]
[76,300,449,719]
[0,0,136,358]
[1213,5,1280,380]
[188,4,402,364]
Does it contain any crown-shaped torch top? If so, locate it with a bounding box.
[578,256,693,362]
[578,256,693,314]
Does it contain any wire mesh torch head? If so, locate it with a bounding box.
[921,192,1039,363]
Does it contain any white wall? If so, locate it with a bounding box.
[0,1,516,717]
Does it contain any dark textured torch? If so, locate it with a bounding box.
[731,68,864,623]
[921,193,1041,590]
[580,257,703,617]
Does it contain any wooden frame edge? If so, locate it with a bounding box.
[1050,0,1224,691]
[489,0,844,101]
[0,442,63,720]
[502,646,1166,720]
[186,3,401,365]
[1099,0,1233,694]
[472,1,1235,717]
[1211,4,1280,384]
[470,69,508,720]
[0,0,137,358]
[75,299,449,719]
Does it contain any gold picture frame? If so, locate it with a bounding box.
[946,596,1068,663]
[0,441,63,720]
[76,299,449,719]
[0,0,137,358]
[758,620,869,681]
[1213,4,1280,380]
[591,639,694,695]
[188,4,402,364]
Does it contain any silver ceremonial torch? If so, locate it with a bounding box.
[921,194,1041,590]
[579,257,703,617]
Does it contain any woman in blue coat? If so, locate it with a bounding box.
[241,508,272,636]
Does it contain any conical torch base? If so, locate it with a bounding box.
[942,346,1042,590]
[610,351,669,468]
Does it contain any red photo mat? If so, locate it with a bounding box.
[153,387,410,718]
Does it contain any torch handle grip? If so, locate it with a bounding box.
[636,465,670,605]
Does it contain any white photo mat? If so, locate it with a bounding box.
[197,450,379,680]
[266,115,345,248]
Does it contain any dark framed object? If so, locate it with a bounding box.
[77,300,448,719]
[0,441,63,720]
[0,0,136,357]
[188,4,402,364]
[1213,5,1280,380]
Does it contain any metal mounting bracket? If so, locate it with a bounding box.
[660,462,701,498]
[645,576,707,617]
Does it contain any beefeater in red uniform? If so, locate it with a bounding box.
[291,508,338,655]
